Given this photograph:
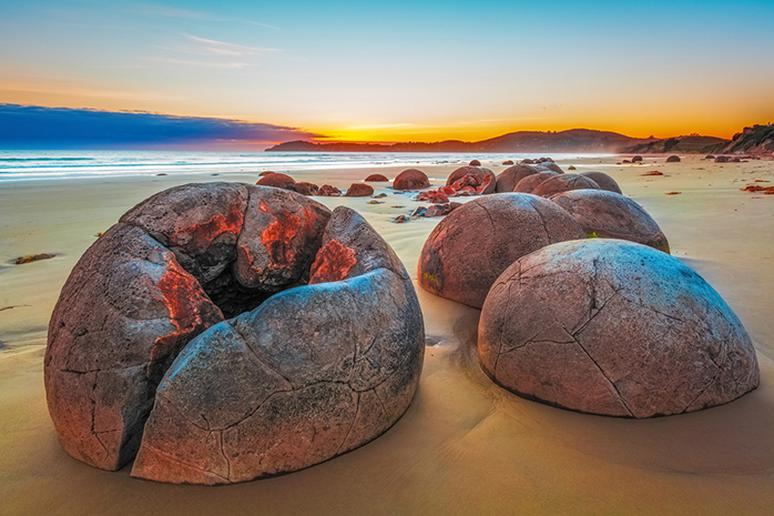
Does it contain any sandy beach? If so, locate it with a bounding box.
[1,155,773,514]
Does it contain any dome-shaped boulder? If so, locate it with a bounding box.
[513,171,559,193]
[364,173,389,182]
[345,183,374,197]
[580,171,622,194]
[468,159,481,166]
[551,189,669,252]
[418,193,584,308]
[531,174,600,197]
[495,164,540,193]
[256,172,296,190]
[393,169,430,190]
[478,239,759,418]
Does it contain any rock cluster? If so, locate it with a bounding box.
[45,183,424,484]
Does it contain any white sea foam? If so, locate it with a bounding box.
[0,150,613,182]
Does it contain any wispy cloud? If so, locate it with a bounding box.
[146,57,252,69]
[184,34,279,57]
[127,2,281,30]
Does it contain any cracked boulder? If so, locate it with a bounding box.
[478,239,759,417]
[551,189,670,253]
[446,166,496,194]
[131,207,424,484]
[46,182,424,483]
[418,193,585,308]
[531,174,601,197]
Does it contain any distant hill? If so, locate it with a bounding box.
[624,134,728,154]
[716,124,774,155]
[266,129,654,153]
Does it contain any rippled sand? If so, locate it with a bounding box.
[1,156,773,514]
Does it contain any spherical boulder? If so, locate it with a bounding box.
[446,166,496,194]
[469,159,481,166]
[293,181,320,196]
[632,155,644,162]
[513,171,559,193]
[256,172,296,190]
[478,239,759,418]
[551,189,670,252]
[580,171,622,194]
[46,183,424,484]
[531,174,600,197]
[418,193,585,308]
[393,169,430,190]
[345,183,374,197]
[365,173,389,182]
[495,164,541,193]
[666,155,681,163]
[536,161,563,174]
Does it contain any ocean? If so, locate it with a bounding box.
[0,150,613,182]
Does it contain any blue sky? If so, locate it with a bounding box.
[1,0,773,147]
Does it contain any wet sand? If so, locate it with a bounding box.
[1,156,773,514]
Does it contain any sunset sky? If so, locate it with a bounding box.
[2,0,774,147]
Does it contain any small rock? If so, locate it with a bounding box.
[469,159,481,166]
[364,173,389,182]
[666,155,681,163]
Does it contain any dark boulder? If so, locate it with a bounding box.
[364,173,389,182]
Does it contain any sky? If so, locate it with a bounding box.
[1,0,773,148]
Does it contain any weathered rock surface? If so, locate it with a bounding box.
[256,173,296,190]
[478,239,759,417]
[318,184,343,196]
[345,183,374,197]
[579,171,623,194]
[551,189,670,252]
[513,171,559,193]
[293,181,320,196]
[47,183,424,483]
[131,207,424,484]
[531,174,600,197]
[495,164,541,193]
[393,169,430,190]
[45,223,224,471]
[418,193,584,308]
[446,166,496,194]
